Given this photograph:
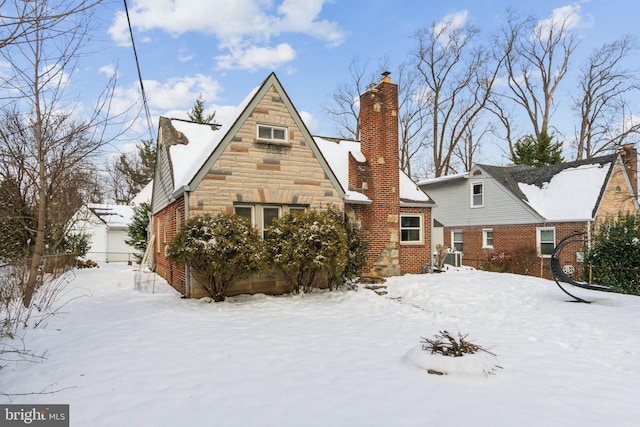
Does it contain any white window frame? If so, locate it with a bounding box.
[482,229,494,249]
[257,124,288,143]
[451,230,463,252]
[400,214,423,244]
[537,227,556,258]
[471,181,484,208]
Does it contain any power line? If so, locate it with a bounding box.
[123,0,154,144]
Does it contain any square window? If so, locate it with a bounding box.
[234,206,253,225]
[258,126,271,139]
[273,128,286,140]
[400,215,422,243]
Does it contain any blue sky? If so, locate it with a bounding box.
[87,0,639,164]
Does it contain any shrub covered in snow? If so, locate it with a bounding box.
[585,213,640,295]
[166,213,265,301]
[325,208,367,288]
[265,209,349,293]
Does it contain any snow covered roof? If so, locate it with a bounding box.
[168,85,260,191]
[131,180,153,206]
[314,137,369,204]
[87,204,134,229]
[314,136,432,205]
[477,155,617,221]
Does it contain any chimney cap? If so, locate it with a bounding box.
[381,71,391,83]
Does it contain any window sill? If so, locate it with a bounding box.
[255,138,291,147]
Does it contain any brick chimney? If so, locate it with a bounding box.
[358,72,401,277]
[620,144,638,198]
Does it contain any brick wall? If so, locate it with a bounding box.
[443,221,588,280]
[154,198,186,295]
[356,77,402,276]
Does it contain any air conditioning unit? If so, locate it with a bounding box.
[444,251,463,267]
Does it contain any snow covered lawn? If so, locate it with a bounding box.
[2,263,639,426]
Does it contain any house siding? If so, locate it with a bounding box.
[443,222,588,280]
[423,175,541,227]
[151,127,176,214]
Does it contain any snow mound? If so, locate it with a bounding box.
[404,345,499,377]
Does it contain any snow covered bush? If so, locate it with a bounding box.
[265,209,349,293]
[325,208,367,288]
[585,213,640,295]
[166,213,265,301]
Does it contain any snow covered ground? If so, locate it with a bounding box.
[2,263,639,426]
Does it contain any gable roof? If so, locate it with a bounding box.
[86,204,134,229]
[476,155,617,220]
[158,73,345,202]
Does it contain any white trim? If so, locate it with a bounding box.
[400,214,424,244]
[471,181,484,208]
[482,228,494,249]
[536,226,556,258]
[256,124,289,144]
[451,229,463,252]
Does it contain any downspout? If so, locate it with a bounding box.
[183,190,191,297]
[587,220,592,283]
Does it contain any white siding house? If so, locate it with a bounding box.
[70,204,135,263]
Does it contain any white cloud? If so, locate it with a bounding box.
[433,10,469,47]
[143,74,221,110]
[99,65,118,78]
[535,5,583,39]
[299,110,318,133]
[108,0,344,70]
[215,43,296,71]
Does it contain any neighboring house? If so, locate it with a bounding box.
[70,204,135,263]
[150,72,434,298]
[419,145,639,278]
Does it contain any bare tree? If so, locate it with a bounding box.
[396,62,431,179]
[106,139,156,204]
[573,35,640,159]
[412,14,501,177]
[323,56,372,140]
[0,0,125,307]
[497,9,579,147]
[453,117,493,172]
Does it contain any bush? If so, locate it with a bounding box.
[266,209,349,293]
[166,213,265,301]
[584,214,640,295]
[326,208,367,288]
[481,247,537,276]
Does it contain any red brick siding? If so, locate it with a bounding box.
[154,198,186,295]
[399,207,432,273]
[443,222,588,279]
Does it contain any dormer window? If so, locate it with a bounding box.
[257,125,288,144]
[471,181,484,207]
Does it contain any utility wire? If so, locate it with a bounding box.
[123,0,155,143]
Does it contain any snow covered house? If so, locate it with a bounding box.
[150,72,434,297]
[69,204,136,263]
[419,145,639,278]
